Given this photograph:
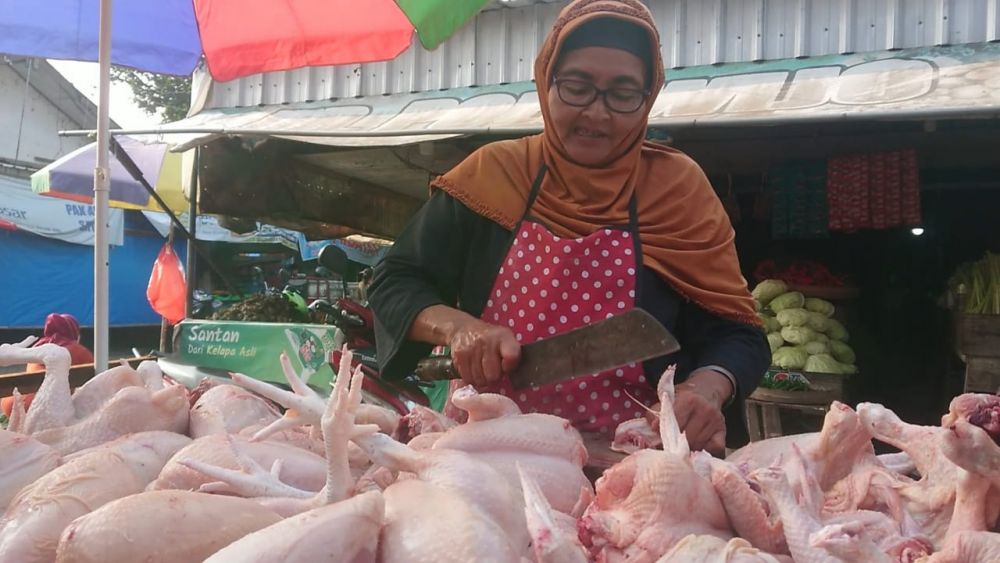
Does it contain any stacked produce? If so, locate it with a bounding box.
[212,294,309,323]
[3,337,1000,561]
[946,251,1000,315]
[753,279,857,375]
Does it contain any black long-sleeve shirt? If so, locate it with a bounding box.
[369,190,770,446]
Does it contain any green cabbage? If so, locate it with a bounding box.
[813,333,830,344]
[776,308,809,327]
[804,298,835,317]
[752,279,789,306]
[840,363,858,375]
[805,311,829,332]
[801,341,830,355]
[829,340,856,364]
[826,319,849,341]
[759,314,782,333]
[767,332,785,353]
[780,325,816,345]
[769,291,805,313]
[772,346,809,369]
[805,354,843,374]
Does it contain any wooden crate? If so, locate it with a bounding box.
[746,371,849,441]
[953,313,1000,360]
[952,313,1000,393]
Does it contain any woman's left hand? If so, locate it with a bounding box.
[672,369,733,455]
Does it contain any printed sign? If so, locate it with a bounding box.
[176,320,343,388]
[0,179,124,246]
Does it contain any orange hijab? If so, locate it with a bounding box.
[432,0,760,326]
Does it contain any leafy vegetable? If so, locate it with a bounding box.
[826,319,849,341]
[813,333,830,344]
[776,308,809,327]
[752,279,789,306]
[769,291,805,313]
[759,314,782,333]
[805,354,843,374]
[801,341,830,355]
[948,252,1000,315]
[805,311,829,332]
[780,326,816,345]
[804,298,835,317]
[767,333,785,353]
[773,346,809,369]
[829,340,856,364]
[0,413,6,430]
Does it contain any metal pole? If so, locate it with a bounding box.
[93,0,112,370]
[185,147,199,317]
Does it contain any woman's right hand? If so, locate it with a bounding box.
[448,318,521,388]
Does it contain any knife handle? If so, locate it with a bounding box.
[414,356,461,381]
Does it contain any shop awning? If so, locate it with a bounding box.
[117,42,1000,149]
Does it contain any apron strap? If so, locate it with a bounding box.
[521,164,549,221]
[627,191,644,304]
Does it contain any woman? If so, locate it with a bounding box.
[25,313,94,370]
[369,0,769,452]
[1,313,93,417]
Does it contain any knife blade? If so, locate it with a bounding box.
[413,308,679,390]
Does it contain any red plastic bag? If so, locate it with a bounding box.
[147,243,187,324]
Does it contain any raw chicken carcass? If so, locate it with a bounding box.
[580,370,731,562]
[54,490,282,563]
[708,456,787,554]
[69,361,143,419]
[0,339,73,433]
[355,431,531,555]
[149,429,329,493]
[355,403,401,435]
[655,535,786,563]
[858,402,960,545]
[396,404,458,441]
[519,463,587,563]
[202,490,383,563]
[135,360,166,391]
[0,431,190,563]
[32,384,190,455]
[379,479,524,563]
[0,429,60,509]
[431,385,592,515]
[941,393,1000,441]
[612,418,662,454]
[175,365,379,517]
[728,402,874,490]
[925,531,1000,563]
[188,383,280,438]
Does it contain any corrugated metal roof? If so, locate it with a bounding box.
[201,0,1000,110]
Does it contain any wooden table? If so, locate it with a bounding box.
[581,432,627,482]
[0,357,154,397]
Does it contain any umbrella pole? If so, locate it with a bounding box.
[93,0,112,370]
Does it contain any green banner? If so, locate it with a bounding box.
[176,320,341,388]
[395,0,491,50]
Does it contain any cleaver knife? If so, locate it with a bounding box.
[414,308,679,390]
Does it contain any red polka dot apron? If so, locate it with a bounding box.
[456,166,657,436]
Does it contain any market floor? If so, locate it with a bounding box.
[0,325,163,374]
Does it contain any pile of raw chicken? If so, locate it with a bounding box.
[2,335,1000,563]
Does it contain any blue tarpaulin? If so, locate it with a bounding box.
[0,212,187,328]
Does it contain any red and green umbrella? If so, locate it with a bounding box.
[0,0,492,368]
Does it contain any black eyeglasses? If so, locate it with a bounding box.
[552,78,649,114]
